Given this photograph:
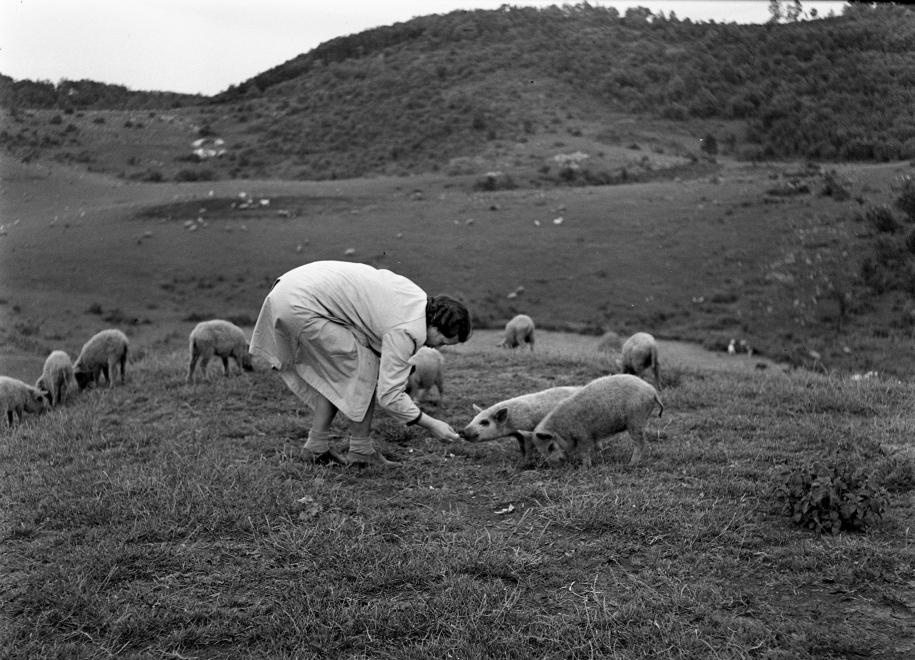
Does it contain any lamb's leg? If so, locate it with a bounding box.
[187,352,199,383]
[199,356,210,378]
[514,433,538,470]
[628,427,645,466]
[222,356,230,376]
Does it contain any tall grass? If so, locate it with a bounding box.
[2,346,913,658]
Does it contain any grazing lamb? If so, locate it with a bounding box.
[621,331,661,390]
[461,385,582,459]
[497,314,535,351]
[596,330,623,353]
[187,319,254,383]
[0,376,48,427]
[73,328,129,389]
[35,349,76,406]
[517,374,663,468]
[406,346,445,404]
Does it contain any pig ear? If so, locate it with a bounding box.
[472,403,483,413]
[493,407,509,423]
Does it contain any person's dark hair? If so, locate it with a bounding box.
[427,295,472,342]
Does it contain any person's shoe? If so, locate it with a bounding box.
[301,447,346,465]
[343,450,400,467]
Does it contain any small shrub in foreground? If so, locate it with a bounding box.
[778,460,889,535]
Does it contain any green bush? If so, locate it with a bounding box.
[894,176,915,223]
[778,460,889,534]
[863,205,899,234]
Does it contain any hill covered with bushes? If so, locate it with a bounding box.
[214,2,914,176]
[0,3,913,181]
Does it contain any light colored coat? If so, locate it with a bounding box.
[621,332,661,390]
[407,347,445,403]
[497,314,535,350]
[249,261,428,424]
[462,385,582,459]
[0,376,48,427]
[187,319,253,382]
[36,349,75,406]
[73,329,129,389]
[520,374,663,468]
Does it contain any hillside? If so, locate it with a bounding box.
[1,3,914,184]
[2,336,914,657]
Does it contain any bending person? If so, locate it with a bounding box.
[250,260,472,466]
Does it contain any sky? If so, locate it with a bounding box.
[0,1,849,96]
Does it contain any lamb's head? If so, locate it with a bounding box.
[461,404,510,442]
[25,387,49,414]
[241,350,254,372]
[532,430,568,463]
[74,367,93,390]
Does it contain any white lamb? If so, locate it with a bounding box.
[621,331,661,390]
[73,329,129,389]
[35,349,76,406]
[461,385,582,460]
[187,319,253,383]
[406,346,445,404]
[0,376,48,427]
[497,314,535,351]
[517,374,663,468]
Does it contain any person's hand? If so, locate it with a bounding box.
[424,416,459,442]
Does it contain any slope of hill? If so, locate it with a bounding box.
[1,3,914,184]
[1,151,913,380]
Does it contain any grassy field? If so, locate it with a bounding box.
[2,151,914,383]
[2,334,914,658]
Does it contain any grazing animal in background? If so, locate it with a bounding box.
[73,329,129,389]
[596,330,623,354]
[35,349,76,406]
[517,374,663,468]
[406,346,445,404]
[497,314,535,351]
[0,376,48,427]
[187,319,254,383]
[461,385,583,459]
[621,331,661,390]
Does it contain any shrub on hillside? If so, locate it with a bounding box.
[474,171,516,191]
[861,205,899,234]
[778,460,889,534]
[175,168,215,182]
[894,176,915,223]
[819,170,850,201]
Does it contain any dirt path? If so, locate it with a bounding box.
[457,329,789,376]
